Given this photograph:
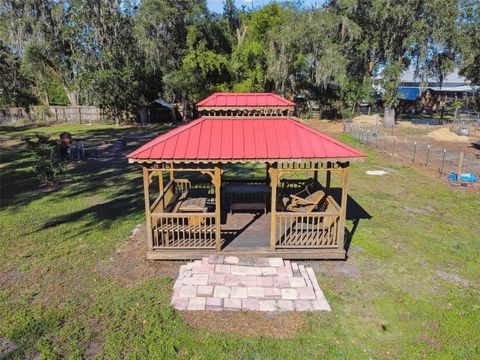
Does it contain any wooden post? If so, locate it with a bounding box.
[326,162,332,191]
[457,152,464,182]
[169,161,174,182]
[142,166,153,253]
[266,163,270,185]
[213,166,222,251]
[337,164,349,255]
[269,164,278,251]
[54,107,59,122]
[158,170,164,210]
[78,107,82,124]
[440,148,447,176]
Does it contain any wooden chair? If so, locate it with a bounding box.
[285,179,327,213]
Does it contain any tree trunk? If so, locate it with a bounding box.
[139,107,148,126]
[384,106,395,128]
[65,90,79,106]
[225,0,242,43]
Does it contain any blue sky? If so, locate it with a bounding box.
[206,0,325,13]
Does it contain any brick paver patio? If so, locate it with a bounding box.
[171,256,331,312]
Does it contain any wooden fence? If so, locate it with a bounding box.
[0,106,103,125]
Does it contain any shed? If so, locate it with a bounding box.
[148,98,179,123]
[128,115,365,260]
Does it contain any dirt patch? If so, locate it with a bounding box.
[300,119,344,134]
[0,337,18,357]
[418,333,442,350]
[436,270,474,288]
[182,311,305,339]
[353,114,382,125]
[427,128,470,143]
[0,269,24,290]
[397,121,422,128]
[307,259,361,279]
[402,205,433,216]
[96,224,180,286]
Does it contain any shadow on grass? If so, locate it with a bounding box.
[329,188,372,256]
[0,125,169,211]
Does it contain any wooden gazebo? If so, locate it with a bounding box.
[196,93,295,117]
[128,116,364,260]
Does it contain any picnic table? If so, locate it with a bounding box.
[177,188,209,225]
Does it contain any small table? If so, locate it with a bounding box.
[178,197,207,212]
[223,184,271,214]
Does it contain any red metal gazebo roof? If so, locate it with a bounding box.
[196,93,295,108]
[128,117,364,162]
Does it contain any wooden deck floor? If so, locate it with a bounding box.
[221,211,271,251]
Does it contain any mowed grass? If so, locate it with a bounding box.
[0,123,479,359]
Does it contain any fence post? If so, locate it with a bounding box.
[425,145,430,166]
[54,107,59,122]
[457,152,464,182]
[343,121,347,133]
[413,142,417,163]
[440,148,447,176]
[392,136,396,154]
[384,133,387,149]
[78,107,82,124]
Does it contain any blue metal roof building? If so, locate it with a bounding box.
[398,87,421,101]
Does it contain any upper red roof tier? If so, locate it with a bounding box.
[196,92,295,108]
[128,117,364,163]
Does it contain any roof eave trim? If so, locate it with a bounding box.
[128,156,365,165]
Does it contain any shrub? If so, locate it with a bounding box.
[22,134,65,185]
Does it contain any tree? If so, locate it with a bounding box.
[230,3,287,92]
[0,0,473,123]
[0,0,83,105]
[79,3,161,123]
[327,0,461,127]
[0,41,37,107]
[163,14,231,118]
[458,0,480,85]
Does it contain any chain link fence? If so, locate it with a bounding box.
[344,122,480,180]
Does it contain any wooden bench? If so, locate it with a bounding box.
[285,179,327,213]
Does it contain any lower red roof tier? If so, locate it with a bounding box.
[127,117,365,162]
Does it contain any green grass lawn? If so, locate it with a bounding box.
[0,123,479,359]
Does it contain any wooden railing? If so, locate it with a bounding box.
[275,195,341,249]
[151,212,216,249]
[276,211,340,248]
